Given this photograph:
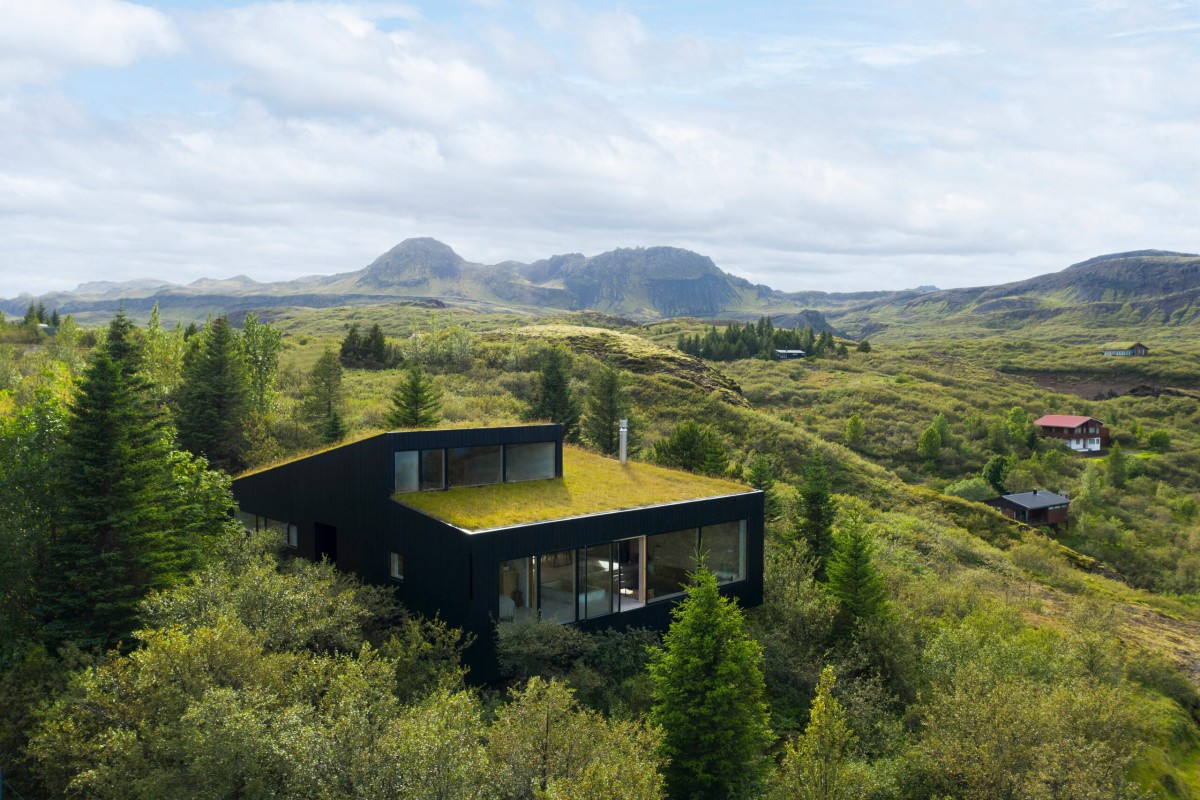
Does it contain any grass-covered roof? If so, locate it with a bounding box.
[395,445,749,531]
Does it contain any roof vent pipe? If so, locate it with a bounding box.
[619,419,628,465]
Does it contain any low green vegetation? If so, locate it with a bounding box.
[398,445,747,530]
[3,300,1200,799]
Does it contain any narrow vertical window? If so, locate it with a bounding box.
[389,551,404,581]
[285,523,299,549]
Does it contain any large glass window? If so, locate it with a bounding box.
[499,556,537,623]
[583,544,615,619]
[702,520,745,584]
[615,536,645,611]
[506,442,555,483]
[394,450,419,493]
[420,449,445,490]
[645,528,697,601]
[448,445,503,488]
[235,509,257,532]
[539,549,577,623]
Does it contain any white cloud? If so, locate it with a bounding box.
[0,0,179,86]
[2,0,1200,299]
[195,2,504,125]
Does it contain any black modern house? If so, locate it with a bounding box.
[231,424,764,677]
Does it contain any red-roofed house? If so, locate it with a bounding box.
[1034,415,1110,452]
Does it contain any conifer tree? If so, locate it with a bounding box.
[304,349,344,430]
[747,454,780,520]
[826,514,887,628]
[176,315,251,473]
[649,565,772,799]
[653,420,727,476]
[39,312,201,649]
[796,454,836,578]
[386,365,442,428]
[527,346,580,441]
[321,409,348,444]
[581,360,636,457]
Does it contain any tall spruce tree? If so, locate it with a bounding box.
[796,453,836,578]
[826,514,887,630]
[39,312,199,649]
[304,349,344,429]
[176,315,251,473]
[581,360,636,457]
[386,365,442,428]
[649,565,772,799]
[527,346,580,441]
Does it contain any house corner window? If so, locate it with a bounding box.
[389,552,404,581]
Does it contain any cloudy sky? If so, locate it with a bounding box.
[1,0,1198,298]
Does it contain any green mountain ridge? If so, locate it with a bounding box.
[6,242,1200,343]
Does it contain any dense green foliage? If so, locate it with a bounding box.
[676,317,840,361]
[652,420,729,476]
[4,300,1200,799]
[39,312,233,650]
[649,567,772,799]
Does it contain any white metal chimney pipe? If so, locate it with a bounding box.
[619,419,628,465]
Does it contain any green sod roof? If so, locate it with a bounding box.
[395,445,750,531]
[1104,341,1144,349]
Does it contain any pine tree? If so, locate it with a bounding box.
[339,323,363,366]
[176,315,251,473]
[826,514,887,628]
[581,361,635,457]
[649,566,772,799]
[321,409,348,444]
[797,454,836,578]
[362,323,388,368]
[527,346,580,441]
[304,349,344,430]
[747,454,780,520]
[653,420,728,476]
[386,365,442,428]
[39,312,201,649]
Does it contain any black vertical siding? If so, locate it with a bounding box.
[231,425,764,684]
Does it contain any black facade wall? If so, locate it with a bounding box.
[231,425,563,573]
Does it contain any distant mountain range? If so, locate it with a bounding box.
[4,241,1198,340]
